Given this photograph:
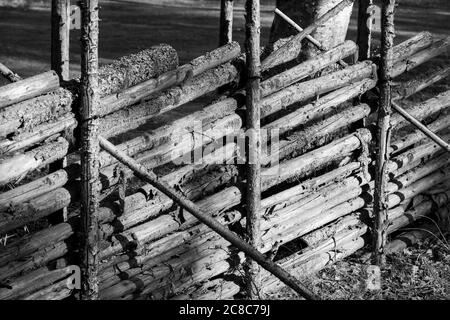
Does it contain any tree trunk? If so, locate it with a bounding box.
[269,0,354,61]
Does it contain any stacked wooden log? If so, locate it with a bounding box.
[0,30,448,301]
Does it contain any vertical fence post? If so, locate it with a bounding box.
[50,0,71,223]
[80,0,101,300]
[219,0,234,46]
[51,0,71,81]
[373,0,395,265]
[244,0,262,299]
[357,0,373,60]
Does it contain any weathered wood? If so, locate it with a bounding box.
[98,135,319,299]
[386,167,450,209]
[390,90,450,130]
[244,0,262,300]
[79,0,101,300]
[98,97,239,168]
[260,40,357,96]
[391,36,450,78]
[0,113,76,154]
[388,133,450,173]
[264,78,377,135]
[97,44,178,98]
[0,241,68,282]
[98,42,240,116]
[23,278,72,300]
[220,0,234,45]
[263,104,371,165]
[392,31,433,64]
[260,61,375,118]
[387,154,450,194]
[100,248,231,300]
[261,195,368,253]
[99,62,241,138]
[51,0,70,81]
[0,137,69,187]
[0,71,60,109]
[392,60,450,100]
[357,0,373,60]
[0,62,22,83]
[127,187,242,244]
[0,222,73,266]
[261,162,361,210]
[0,165,78,211]
[0,265,73,300]
[391,101,450,152]
[100,144,237,226]
[261,176,367,233]
[262,230,365,295]
[0,187,74,235]
[0,88,74,138]
[263,129,372,189]
[262,0,354,71]
[172,279,240,300]
[99,233,230,292]
[273,8,348,67]
[373,0,395,265]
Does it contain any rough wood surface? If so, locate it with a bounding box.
[260,61,374,118]
[79,0,101,300]
[0,88,73,138]
[262,0,354,71]
[260,40,357,96]
[263,129,371,189]
[0,187,74,235]
[219,0,234,45]
[0,265,73,300]
[0,137,69,187]
[392,31,433,64]
[0,113,76,154]
[51,0,70,81]
[0,222,73,266]
[391,36,450,78]
[97,44,178,97]
[0,71,60,109]
[98,62,240,138]
[97,42,240,116]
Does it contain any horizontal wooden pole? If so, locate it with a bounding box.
[97,42,241,117]
[0,71,60,109]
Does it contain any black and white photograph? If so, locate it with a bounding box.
[0,0,449,307]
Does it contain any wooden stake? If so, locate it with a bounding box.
[219,0,234,46]
[80,0,101,300]
[245,0,262,300]
[98,136,319,300]
[357,0,373,60]
[51,0,71,81]
[373,0,395,265]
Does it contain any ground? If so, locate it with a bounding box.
[0,0,449,300]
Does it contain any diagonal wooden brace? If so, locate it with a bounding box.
[98,135,320,300]
[391,101,450,153]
